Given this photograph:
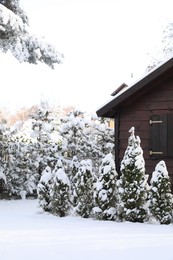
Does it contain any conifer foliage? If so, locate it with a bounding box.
[73,159,95,218]
[149,160,173,224]
[93,153,118,220]
[37,166,53,212]
[0,0,63,68]
[118,127,148,223]
[51,159,71,217]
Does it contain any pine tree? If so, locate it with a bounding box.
[118,127,148,223]
[0,122,10,198]
[31,107,59,176]
[4,134,38,198]
[51,159,71,217]
[0,0,63,68]
[93,153,118,220]
[0,166,7,199]
[149,160,173,224]
[37,166,53,212]
[59,110,114,176]
[74,159,95,218]
[70,156,80,207]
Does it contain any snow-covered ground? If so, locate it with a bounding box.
[0,199,173,260]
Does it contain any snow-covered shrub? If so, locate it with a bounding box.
[37,166,53,212]
[5,135,39,198]
[51,160,71,217]
[93,153,118,220]
[59,110,114,176]
[31,107,60,176]
[149,161,173,224]
[118,127,148,223]
[69,156,80,207]
[0,166,7,198]
[74,159,95,218]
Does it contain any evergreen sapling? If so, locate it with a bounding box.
[149,160,173,224]
[118,127,148,222]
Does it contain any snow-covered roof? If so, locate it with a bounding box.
[96,56,173,118]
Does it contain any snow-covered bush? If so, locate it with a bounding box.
[118,127,148,223]
[59,110,114,176]
[0,166,7,198]
[69,156,80,207]
[93,153,118,220]
[37,166,53,212]
[51,159,71,217]
[73,159,95,218]
[31,107,60,176]
[149,161,173,224]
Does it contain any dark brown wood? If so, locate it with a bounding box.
[115,113,120,173]
[168,114,173,156]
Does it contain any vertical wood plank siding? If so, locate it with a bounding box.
[118,77,173,183]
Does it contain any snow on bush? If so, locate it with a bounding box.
[37,166,53,212]
[51,160,71,217]
[93,153,118,220]
[73,159,95,218]
[149,160,173,224]
[118,127,149,223]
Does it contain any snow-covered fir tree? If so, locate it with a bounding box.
[0,166,7,199]
[0,0,63,68]
[92,117,114,161]
[149,160,173,224]
[51,159,71,217]
[59,110,91,160]
[30,107,60,176]
[118,127,148,223]
[59,110,114,176]
[73,159,95,218]
[69,156,80,207]
[93,153,118,220]
[37,166,53,212]
[0,122,10,198]
[5,134,38,198]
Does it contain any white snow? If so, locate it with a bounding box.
[54,168,70,185]
[0,4,26,33]
[40,166,52,184]
[0,199,173,260]
[0,169,6,183]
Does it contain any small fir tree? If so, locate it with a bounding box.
[93,153,118,220]
[0,166,7,199]
[70,156,80,207]
[51,160,71,217]
[37,166,53,212]
[149,160,173,224]
[118,127,148,223]
[74,159,95,218]
[31,107,59,176]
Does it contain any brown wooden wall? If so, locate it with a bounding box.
[118,76,173,185]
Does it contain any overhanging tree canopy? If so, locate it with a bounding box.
[0,0,63,68]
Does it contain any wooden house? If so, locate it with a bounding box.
[96,57,173,187]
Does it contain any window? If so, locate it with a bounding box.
[150,114,173,157]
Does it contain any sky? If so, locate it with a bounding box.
[1,199,173,260]
[1,0,173,113]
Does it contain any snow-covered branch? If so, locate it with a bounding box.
[0,3,63,68]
